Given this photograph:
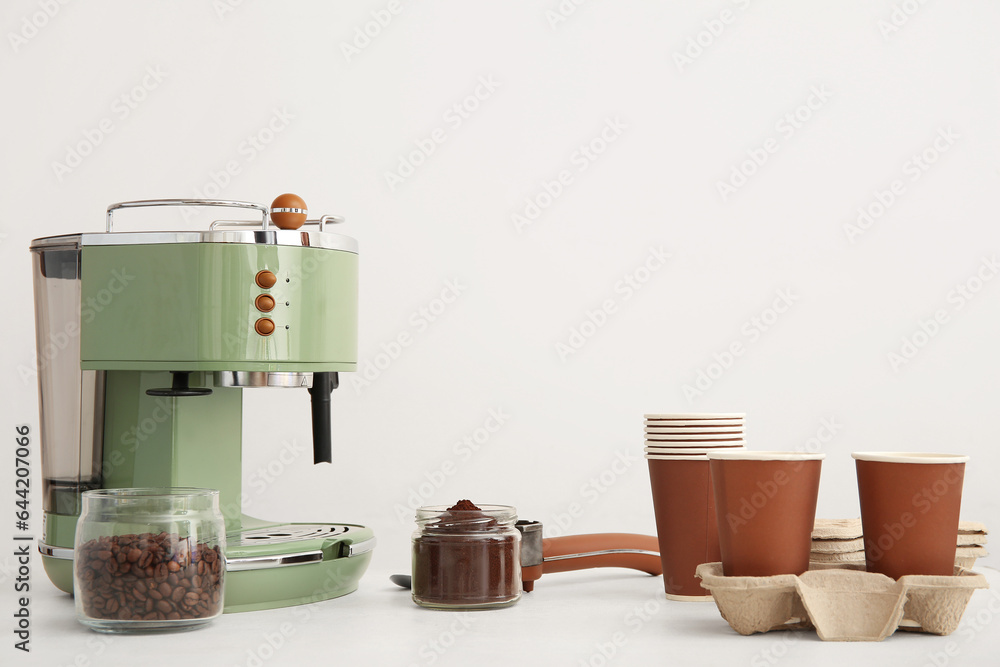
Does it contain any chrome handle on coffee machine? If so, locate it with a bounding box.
[209,214,345,231]
[106,199,271,232]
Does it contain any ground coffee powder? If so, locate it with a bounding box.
[411,500,520,608]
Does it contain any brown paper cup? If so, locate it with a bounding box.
[709,451,825,577]
[852,452,968,579]
[647,457,720,600]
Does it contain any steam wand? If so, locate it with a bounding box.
[307,372,338,464]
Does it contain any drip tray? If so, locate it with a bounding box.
[234,524,353,547]
[225,523,375,573]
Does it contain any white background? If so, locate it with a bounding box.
[1,1,999,665]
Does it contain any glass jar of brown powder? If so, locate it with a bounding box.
[411,501,521,610]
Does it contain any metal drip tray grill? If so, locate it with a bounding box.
[225,524,375,573]
[234,524,352,547]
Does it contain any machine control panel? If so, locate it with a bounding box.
[255,270,276,335]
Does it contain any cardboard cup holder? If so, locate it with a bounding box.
[696,562,988,641]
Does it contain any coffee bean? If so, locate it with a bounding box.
[76,532,223,623]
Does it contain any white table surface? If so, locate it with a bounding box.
[14,564,1000,667]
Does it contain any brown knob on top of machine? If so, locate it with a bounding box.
[270,193,308,230]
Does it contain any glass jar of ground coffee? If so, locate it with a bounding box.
[411,501,521,609]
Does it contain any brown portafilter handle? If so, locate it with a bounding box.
[515,521,661,591]
[543,533,662,576]
[307,372,338,464]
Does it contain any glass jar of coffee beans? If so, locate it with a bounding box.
[73,488,226,633]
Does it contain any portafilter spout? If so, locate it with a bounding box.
[307,372,338,464]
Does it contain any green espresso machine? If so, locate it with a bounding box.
[30,197,375,612]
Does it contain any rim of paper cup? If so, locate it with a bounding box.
[645,453,709,461]
[645,440,745,445]
[851,452,969,464]
[645,446,745,454]
[706,450,826,461]
[645,426,744,433]
[645,440,746,448]
[644,413,745,420]
[644,420,744,427]
[644,433,746,441]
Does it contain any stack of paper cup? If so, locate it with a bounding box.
[645,412,746,457]
[644,413,746,601]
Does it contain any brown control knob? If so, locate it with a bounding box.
[255,294,276,312]
[254,318,275,336]
[271,193,308,230]
[256,270,277,289]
